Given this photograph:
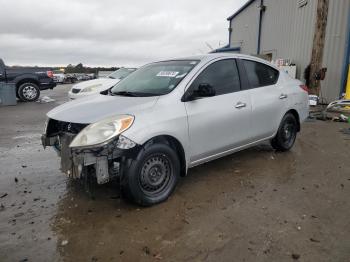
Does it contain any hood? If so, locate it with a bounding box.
[47,94,158,124]
[72,78,120,91]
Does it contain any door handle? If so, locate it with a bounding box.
[279,94,288,99]
[235,102,246,109]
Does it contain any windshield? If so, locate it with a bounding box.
[111,60,199,97]
[108,68,136,79]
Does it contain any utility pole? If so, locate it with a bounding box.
[308,0,329,96]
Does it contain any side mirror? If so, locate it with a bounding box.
[182,83,215,102]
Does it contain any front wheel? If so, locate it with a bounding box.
[271,113,298,151]
[121,143,180,206]
[18,83,40,102]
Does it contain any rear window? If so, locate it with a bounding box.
[243,60,279,88]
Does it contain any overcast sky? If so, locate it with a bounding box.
[0,0,247,67]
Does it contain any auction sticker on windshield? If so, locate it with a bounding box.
[156,71,179,77]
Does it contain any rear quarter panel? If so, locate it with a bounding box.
[282,73,309,123]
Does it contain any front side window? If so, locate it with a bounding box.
[243,60,279,88]
[190,59,240,96]
[111,60,199,97]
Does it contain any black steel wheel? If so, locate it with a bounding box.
[121,143,180,206]
[271,113,298,151]
[139,154,173,196]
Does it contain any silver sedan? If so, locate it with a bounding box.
[42,53,309,206]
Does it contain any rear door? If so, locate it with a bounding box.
[184,58,252,163]
[238,59,286,140]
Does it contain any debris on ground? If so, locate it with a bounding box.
[0,193,8,198]
[310,238,321,243]
[309,95,318,106]
[326,99,350,112]
[36,96,55,103]
[332,114,349,122]
[14,212,24,218]
[142,246,151,255]
[292,253,300,260]
[61,240,69,246]
[14,177,18,183]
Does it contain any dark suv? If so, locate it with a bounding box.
[0,58,56,102]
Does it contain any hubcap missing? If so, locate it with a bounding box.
[140,155,172,195]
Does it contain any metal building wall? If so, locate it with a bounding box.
[229,0,350,102]
[321,0,350,101]
[260,0,317,80]
[229,0,259,54]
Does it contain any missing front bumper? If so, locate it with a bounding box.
[41,133,140,184]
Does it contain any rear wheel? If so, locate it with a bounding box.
[271,113,298,151]
[18,83,40,102]
[121,143,180,206]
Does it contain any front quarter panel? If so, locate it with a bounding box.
[122,92,190,166]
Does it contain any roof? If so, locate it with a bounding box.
[165,53,270,63]
[227,0,256,21]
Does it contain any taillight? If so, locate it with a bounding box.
[47,71,53,78]
[299,84,308,93]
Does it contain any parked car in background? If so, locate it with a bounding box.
[68,68,136,100]
[53,71,65,83]
[98,70,114,78]
[53,71,77,84]
[0,58,56,102]
[42,54,309,206]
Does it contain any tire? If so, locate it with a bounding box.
[121,143,180,206]
[18,82,40,102]
[15,89,23,101]
[271,113,298,151]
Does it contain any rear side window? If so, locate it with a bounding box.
[243,60,279,88]
[190,59,240,96]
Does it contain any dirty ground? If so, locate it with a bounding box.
[0,84,350,262]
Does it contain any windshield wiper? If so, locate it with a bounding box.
[112,91,139,97]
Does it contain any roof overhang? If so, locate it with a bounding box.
[227,0,256,21]
[210,45,241,53]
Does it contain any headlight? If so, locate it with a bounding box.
[80,84,102,93]
[69,115,134,148]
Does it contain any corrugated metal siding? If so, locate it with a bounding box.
[321,0,350,101]
[229,0,259,54]
[229,0,350,102]
[260,0,317,81]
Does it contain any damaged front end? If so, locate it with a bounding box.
[41,118,140,186]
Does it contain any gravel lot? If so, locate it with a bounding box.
[0,84,350,261]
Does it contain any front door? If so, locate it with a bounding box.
[184,59,252,163]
